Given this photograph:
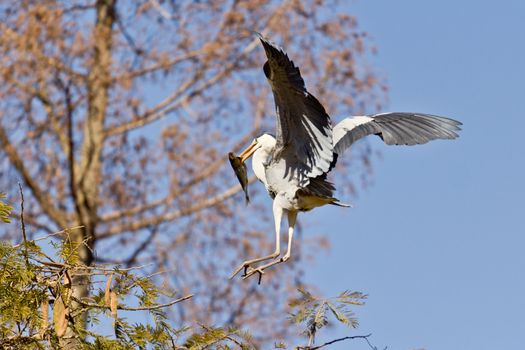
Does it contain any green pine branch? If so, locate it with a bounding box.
[0,193,12,223]
[289,287,368,348]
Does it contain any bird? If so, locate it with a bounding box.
[230,33,461,282]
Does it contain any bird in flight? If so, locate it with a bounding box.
[230,33,461,283]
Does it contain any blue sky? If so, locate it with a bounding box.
[302,0,525,349]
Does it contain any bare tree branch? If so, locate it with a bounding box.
[0,125,67,227]
[99,121,263,224]
[0,1,383,345]
[104,1,284,138]
[105,67,213,136]
[115,50,203,81]
[99,177,255,239]
[1,22,86,80]
[10,210,56,234]
[18,183,29,266]
[296,333,377,350]
[72,293,193,312]
[148,0,174,20]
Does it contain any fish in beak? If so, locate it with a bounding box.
[228,139,259,204]
[238,139,259,162]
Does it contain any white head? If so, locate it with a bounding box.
[254,133,276,153]
[238,133,276,162]
[238,133,276,187]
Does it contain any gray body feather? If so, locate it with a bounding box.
[333,113,461,154]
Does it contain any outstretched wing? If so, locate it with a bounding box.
[333,112,462,156]
[257,33,333,186]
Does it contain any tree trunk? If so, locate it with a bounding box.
[60,0,116,348]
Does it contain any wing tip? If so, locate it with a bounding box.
[376,111,463,134]
[253,30,263,40]
[253,31,286,57]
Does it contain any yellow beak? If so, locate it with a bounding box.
[239,139,259,162]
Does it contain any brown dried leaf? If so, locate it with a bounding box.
[110,290,118,318]
[104,273,113,307]
[62,272,72,304]
[53,295,68,337]
[39,298,49,339]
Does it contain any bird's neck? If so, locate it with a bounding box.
[252,148,271,188]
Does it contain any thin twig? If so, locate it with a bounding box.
[13,226,84,248]
[86,263,155,273]
[116,13,143,57]
[18,183,29,267]
[98,177,256,238]
[115,51,201,82]
[296,333,374,350]
[0,124,66,227]
[148,0,173,19]
[99,129,260,225]
[123,226,160,267]
[103,15,275,138]
[199,324,246,349]
[71,294,193,311]
[30,258,154,274]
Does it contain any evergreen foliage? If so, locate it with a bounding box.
[0,193,11,223]
[0,231,373,349]
[0,193,374,349]
[0,229,199,349]
[289,288,367,347]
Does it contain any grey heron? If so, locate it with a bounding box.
[230,34,461,282]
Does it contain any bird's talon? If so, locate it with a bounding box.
[230,262,251,279]
[242,266,265,280]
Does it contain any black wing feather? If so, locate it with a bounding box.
[257,33,334,186]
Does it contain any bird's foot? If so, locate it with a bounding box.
[230,253,281,280]
[242,266,266,284]
[230,261,254,279]
[242,255,289,284]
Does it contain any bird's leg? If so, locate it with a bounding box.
[243,211,297,281]
[229,201,284,279]
[282,210,297,261]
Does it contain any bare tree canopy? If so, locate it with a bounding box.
[0,0,384,344]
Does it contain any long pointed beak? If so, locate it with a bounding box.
[239,139,259,162]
